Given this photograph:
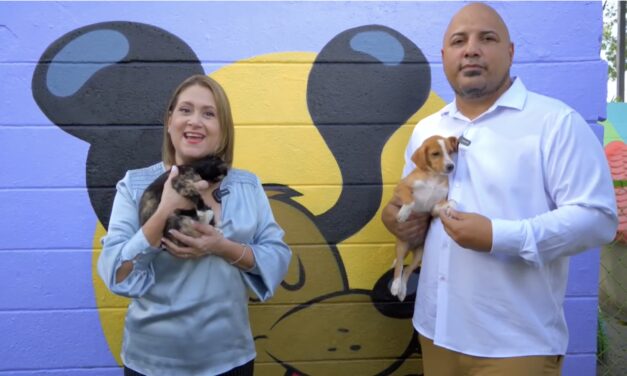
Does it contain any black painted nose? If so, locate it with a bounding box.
[446,163,455,173]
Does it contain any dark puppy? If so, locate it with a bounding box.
[139,155,228,246]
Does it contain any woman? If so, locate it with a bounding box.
[98,74,291,375]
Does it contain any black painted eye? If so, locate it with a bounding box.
[32,21,204,228]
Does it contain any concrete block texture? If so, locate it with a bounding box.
[1,1,605,375]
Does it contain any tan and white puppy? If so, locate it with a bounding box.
[390,135,458,301]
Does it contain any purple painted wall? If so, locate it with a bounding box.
[0,1,605,375]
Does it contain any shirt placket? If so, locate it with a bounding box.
[434,119,473,342]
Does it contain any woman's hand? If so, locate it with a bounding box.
[159,166,192,213]
[143,166,210,250]
[162,222,224,260]
[157,166,210,215]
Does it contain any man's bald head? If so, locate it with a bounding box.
[444,3,511,47]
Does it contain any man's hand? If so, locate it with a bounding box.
[439,208,492,252]
[381,197,430,244]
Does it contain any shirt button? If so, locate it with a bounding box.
[439,276,446,281]
[455,183,460,188]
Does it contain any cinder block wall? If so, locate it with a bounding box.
[0,2,604,375]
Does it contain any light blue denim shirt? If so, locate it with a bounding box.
[98,162,291,375]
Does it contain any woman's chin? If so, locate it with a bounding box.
[177,152,215,165]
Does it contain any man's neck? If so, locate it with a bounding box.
[455,77,513,121]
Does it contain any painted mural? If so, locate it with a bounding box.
[32,20,439,375]
[2,2,605,375]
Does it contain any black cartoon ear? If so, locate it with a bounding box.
[32,22,204,228]
[307,25,431,244]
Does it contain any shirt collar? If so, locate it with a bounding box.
[441,77,527,119]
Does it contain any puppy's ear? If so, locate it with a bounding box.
[447,136,459,152]
[411,143,429,170]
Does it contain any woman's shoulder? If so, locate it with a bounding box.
[124,162,166,189]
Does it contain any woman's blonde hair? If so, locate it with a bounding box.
[162,74,234,167]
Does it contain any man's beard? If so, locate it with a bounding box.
[455,72,511,100]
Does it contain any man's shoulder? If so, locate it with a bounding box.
[525,89,575,115]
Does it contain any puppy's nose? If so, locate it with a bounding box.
[446,163,455,172]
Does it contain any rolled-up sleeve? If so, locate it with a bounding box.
[241,178,291,301]
[97,172,161,298]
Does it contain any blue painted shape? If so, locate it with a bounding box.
[0,251,96,310]
[589,122,604,144]
[349,30,403,66]
[566,248,600,297]
[46,30,129,97]
[510,61,607,122]
[0,190,96,250]
[0,369,121,376]
[562,354,597,376]
[565,298,598,353]
[0,126,88,189]
[607,102,627,141]
[0,310,116,369]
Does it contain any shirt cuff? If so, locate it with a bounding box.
[121,230,162,267]
[243,244,261,275]
[490,218,525,257]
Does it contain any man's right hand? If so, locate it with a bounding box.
[381,197,431,244]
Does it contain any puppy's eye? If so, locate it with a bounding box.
[431,152,441,157]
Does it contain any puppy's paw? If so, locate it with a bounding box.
[397,267,412,302]
[433,199,457,217]
[397,280,407,302]
[444,199,457,217]
[390,277,402,296]
[397,205,412,223]
[196,209,214,225]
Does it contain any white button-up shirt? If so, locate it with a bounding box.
[403,78,617,357]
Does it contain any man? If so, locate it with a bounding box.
[381,3,617,375]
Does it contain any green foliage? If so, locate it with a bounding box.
[603,1,619,81]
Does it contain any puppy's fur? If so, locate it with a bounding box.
[139,155,228,246]
[390,135,458,301]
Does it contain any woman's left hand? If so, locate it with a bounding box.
[162,223,225,260]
